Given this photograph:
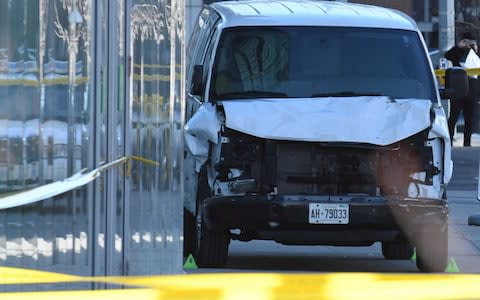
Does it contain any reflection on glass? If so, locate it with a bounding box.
[0,0,92,271]
[0,0,184,275]
[127,0,184,273]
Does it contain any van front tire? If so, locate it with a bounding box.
[183,208,196,259]
[195,208,230,268]
[415,223,448,273]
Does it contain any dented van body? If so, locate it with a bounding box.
[183,0,464,272]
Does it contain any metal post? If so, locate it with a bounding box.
[67,8,82,177]
[423,0,431,46]
[439,0,455,52]
[424,0,430,22]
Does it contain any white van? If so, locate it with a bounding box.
[183,0,468,272]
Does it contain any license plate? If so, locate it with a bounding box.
[309,203,349,224]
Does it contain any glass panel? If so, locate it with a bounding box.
[127,0,184,274]
[91,0,127,277]
[0,0,183,278]
[0,0,93,277]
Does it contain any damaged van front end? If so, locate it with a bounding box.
[184,96,451,271]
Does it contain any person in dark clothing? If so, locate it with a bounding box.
[444,32,478,147]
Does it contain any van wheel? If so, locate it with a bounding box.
[416,223,448,272]
[195,207,230,268]
[183,208,196,259]
[381,240,414,260]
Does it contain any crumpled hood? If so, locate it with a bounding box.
[221,97,433,146]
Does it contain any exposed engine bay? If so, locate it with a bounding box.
[210,128,442,199]
[184,98,451,210]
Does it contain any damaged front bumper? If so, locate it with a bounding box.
[201,194,447,245]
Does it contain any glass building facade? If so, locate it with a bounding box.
[0,0,184,283]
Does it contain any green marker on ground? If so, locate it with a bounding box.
[410,249,460,273]
[183,254,198,269]
[445,257,460,273]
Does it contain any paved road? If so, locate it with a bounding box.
[189,140,480,273]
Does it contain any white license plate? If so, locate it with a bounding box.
[309,203,349,224]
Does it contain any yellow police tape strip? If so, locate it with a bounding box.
[435,67,480,85]
[0,67,477,87]
[0,72,180,86]
[0,289,160,300]
[0,155,159,210]
[1,266,480,300]
[133,63,181,69]
[434,67,480,78]
[0,77,90,87]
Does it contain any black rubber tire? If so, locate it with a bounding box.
[194,166,230,268]
[183,165,208,260]
[195,207,230,268]
[183,208,196,259]
[381,240,414,260]
[415,223,448,273]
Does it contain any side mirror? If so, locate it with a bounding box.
[190,65,204,96]
[442,67,468,100]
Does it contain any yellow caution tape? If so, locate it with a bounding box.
[133,63,181,69]
[0,71,178,86]
[132,73,181,81]
[1,267,480,300]
[0,77,89,87]
[434,67,480,78]
[129,155,161,167]
[434,67,480,86]
[0,266,83,285]
[0,289,160,300]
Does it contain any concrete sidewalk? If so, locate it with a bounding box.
[448,190,480,273]
[448,139,480,273]
[452,132,480,148]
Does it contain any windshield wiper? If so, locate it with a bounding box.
[216,90,288,100]
[311,91,385,98]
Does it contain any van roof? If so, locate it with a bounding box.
[210,0,418,31]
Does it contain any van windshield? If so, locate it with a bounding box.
[210,26,436,101]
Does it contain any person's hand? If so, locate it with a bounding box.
[470,41,478,53]
[458,39,470,48]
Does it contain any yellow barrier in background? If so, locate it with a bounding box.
[435,67,480,86]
